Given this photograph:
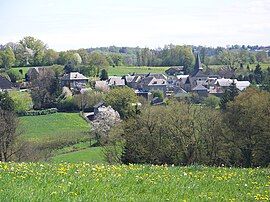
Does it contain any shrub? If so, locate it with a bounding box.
[57,97,78,112]
[6,69,23,82]
[17,108,58,116]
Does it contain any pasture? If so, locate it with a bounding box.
[19,113,89,143]
[0,163,268,201]
[108,66,169,76]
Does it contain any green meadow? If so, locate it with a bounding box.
[0,162,268,201]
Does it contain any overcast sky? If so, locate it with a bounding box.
[0,0,269,51]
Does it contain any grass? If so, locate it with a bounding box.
[19,113,89,143]
[51,146,104,164]
[108,66,169,76]
[209,63,270,70]
[0,162,269,201]
[12,65,169,78]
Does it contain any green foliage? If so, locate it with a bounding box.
[43,49,59,66]
[100,69,108,80]
[30,69,61,109]
[73,90,104,112]
[17,108,57,116]
[120,103,226,166]
[57,97,78,112]
[220,81,239,110]
[254,63,263,84]
[0,163,268,201]
[105,87,138,119]
[203,95,220,109]
[9,91,33,113]
[0,47,16,69]
[6,69,23,82]
[19,36,46,66]
[0,91,15,111]
[151,90,164,100]
[224,88,270,167]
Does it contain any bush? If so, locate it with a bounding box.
[203,95,220,109]
[9,91,33,113]
[6,69,23,82]
[57,97,78,112]
[17,108,58,116]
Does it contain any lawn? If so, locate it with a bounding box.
[19,113,90,143]
[107,66,169,76]
[0,162,268,201]
[51,146,104,164]
[209,63,270,70]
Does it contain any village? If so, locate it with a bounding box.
[0,54,251,110]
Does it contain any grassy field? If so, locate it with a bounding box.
[108,66,169,76]
[209,63,270,70]
[19,113,89,143]
[0,162,268,201]
[51,146,104,164]
[12,66,169,77]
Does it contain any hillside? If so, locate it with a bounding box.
[0,163,268,201]
[19,113,89,144]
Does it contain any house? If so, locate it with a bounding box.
[137,76,167,95]
[61,72,89,89]
[107,76,125,87]
[95,81,109,92]
[212,78,251,94]
[192,84,208,96]
[165,66,184,75]
[124,73,167,95]
[236,81,251,91]
[0,75,14,92]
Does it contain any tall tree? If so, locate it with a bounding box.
[105,87,138,119]
[224,88,270,167]
[100,69,109,81]
[0,47,16,69]
[220,80,239,110]
[19,36,46,66]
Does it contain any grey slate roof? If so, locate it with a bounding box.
[62,72,88,81]
[0,75,14,90]
[192,84,208,91]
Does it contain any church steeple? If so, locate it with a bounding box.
[194,53,203,70]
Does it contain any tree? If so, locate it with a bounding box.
[19,36,46,66]
[43,49,59,66]
[217,50,238,68]
[0,92,18,162]
[220,80,239,110]
[0,110,19,162]
[0,91,15,111]
[9,91,33,113]
[203,95,220,109]
[88,52,109,77]
[254,63,263,84]
[100,69,108,81]
[120,102,226,166]
[91,106,121,145]
[0,47,16,69]
[73,90,104,112]
[105,87,138,119]
[152,90,164,100]
[224,88,270,167]
[30,69,61,109]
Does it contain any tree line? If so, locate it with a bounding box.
[97,87,270,168]
[1,37,269,74]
